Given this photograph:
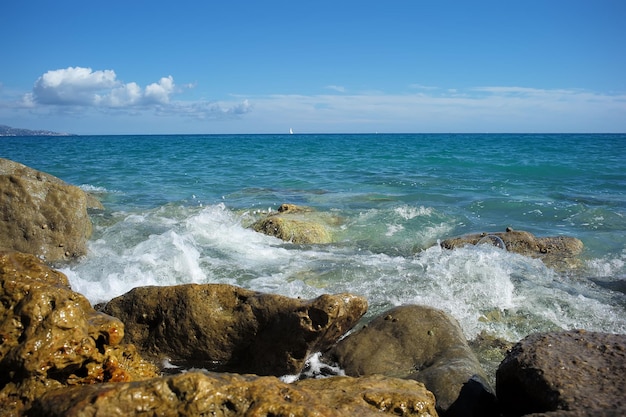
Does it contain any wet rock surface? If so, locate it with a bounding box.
[0,158,102,262]
[468,331,515,388]
[251,203,335,244]
[3,247,626,416]
[326,305,497,417]
[496,330,626,416]
[0,249,158,416]
[101,283,368,376]
[524,411,626,417]
[440,228,584,269]
[2,157,625,416]
[28,372,439,417]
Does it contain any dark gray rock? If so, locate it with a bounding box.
[496,330,626,416]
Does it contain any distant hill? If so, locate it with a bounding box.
[0,124,75,137]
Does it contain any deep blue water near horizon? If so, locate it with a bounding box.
[2,133,626,375]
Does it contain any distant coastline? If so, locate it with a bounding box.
[0,124,75,137]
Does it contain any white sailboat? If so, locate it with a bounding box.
[289,128,293,135]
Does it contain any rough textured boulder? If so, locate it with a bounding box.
[251,203,334,244]
[0,158,102,262]
[496,330,626,416]
[0,249,158,416]
[101,283,367,376]
[326,305,496,417]
[28,371,439,417]
[440,228,583,269]
[525,411,626,417]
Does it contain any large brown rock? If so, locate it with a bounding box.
[251,203,334,244]
[496,330,626,416]
[326,305,496,417]
[0,249,158,416]
[28,371,439,417]
[0,158,102,262]
[101,283,367,376]
[440,228,583,269]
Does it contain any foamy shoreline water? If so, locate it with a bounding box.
[57,200,626,345]
[3,133,624,346]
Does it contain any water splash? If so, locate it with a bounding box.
[61,203,626,344]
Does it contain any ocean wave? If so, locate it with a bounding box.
[60,201,626,344]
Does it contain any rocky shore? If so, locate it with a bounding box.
[1,158,624,416]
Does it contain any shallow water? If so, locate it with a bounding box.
[2,133,625,348]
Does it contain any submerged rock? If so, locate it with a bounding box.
[0,158,102,262]
[29,371,439,417]
[468,331,515,388]
[101,283,367,376]
[0,249,158,416]
[251,203,334,244]
[440,228,584,269]
[326,305,497,417]
[496,330,626,416]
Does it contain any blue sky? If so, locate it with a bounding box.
[1,1,625,134]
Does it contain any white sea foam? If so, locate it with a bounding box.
[394,205,434,220]
[280,352,345,383]
[162,358,181,369]
[186,203,290,266]
[385,224,404,236]
[62,203,626,343]
[585,250,626,277]
[79,184,110,193]
[63,203,294,303]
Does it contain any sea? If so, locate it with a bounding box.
[2,133,625,352]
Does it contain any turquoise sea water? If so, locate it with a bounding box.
[2,134,625,347]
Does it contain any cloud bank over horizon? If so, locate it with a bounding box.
[19,67,251,121]
[2,65,625,134]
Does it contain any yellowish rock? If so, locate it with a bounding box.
[251,203,336,244]
[30,372,439,417]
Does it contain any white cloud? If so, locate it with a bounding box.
[325,85,346,93]
[241,86,626,133]
[29,67,175,107]
[157,99,252,120]
[144,76,175,104]
[100,82,142,107]
[32,67,117,105]
[409,84,439,90]
[20,67,251,123]
[5,70,625,133]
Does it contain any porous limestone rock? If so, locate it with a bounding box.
[496,330,626,416]
[0,158,102,262]
[326,305,497,417]
[0,249,158,417]
[101,283,368,376]
[28,371,439,417]
[440,228,584,269]
[251,203,334,244]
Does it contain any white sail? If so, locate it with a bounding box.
[289,128,293,134]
